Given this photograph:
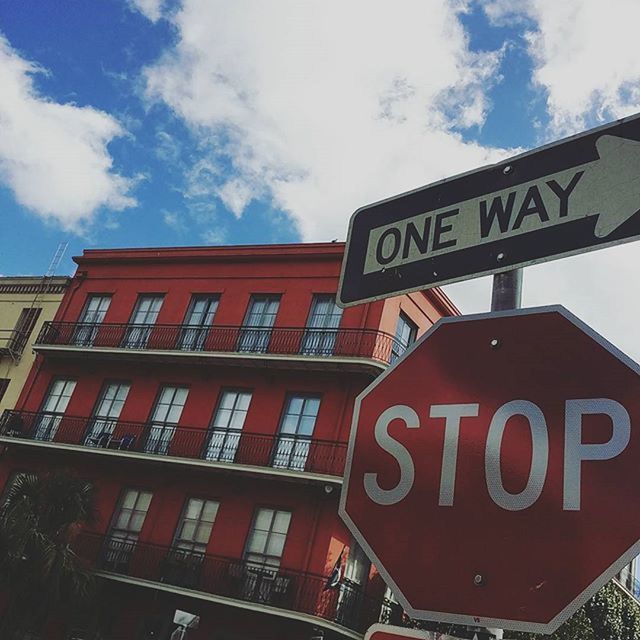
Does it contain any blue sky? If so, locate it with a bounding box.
[1,0,640,359]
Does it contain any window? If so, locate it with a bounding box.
[204,390,252,462]
[122,295,164,348]
[237,295,280,353]
[173,498,219,555]
[144,386,188,454]
[84,382,130,447]
[104,488,152,571]
[272,395,320,471]
[164,497,218,588]
[244,507,292,570]
[72,295,111,346]
[239,507,292,604]
[179,295,219,351]
[391,312,418,363]
[301,295,343,356]
[336,541,372,627]
[0,378,9,403]
[8,307,42,355]
[33,378,76,441]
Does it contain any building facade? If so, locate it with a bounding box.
[0,243,458,640]
[0,276,70,415]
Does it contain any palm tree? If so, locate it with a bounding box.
[0,470,97,638]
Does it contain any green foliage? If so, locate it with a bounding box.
[505,581,640,640]
[0,470,97,638]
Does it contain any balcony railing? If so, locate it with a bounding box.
[75,533,382,635]
[35,321,401,366]
[0,410,347,478]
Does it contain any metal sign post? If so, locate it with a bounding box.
[490,269,522,312]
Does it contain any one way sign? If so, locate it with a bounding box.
[338,114,640,306]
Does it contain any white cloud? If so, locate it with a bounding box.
[143,0,510,241]
[163,210,187,233]
[483,0,640,135]
[0,35,136,231]
[201,227,227,245]
[128,0,165,22]
[142,0,640,362]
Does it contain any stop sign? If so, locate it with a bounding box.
[340,306,640,634]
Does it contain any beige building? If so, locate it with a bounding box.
[0,276,70,414]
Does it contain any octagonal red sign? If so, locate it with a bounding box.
[339,306,640,633]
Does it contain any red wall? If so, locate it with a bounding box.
[2,243,456,638]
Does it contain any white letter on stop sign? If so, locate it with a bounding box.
[364,405,419,505]
[563,398,631,511]
[485,400,549,511]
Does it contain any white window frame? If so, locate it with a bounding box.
[204,389,252,462]
[84,381,130,447]
[391,312,418,363]
[122,294,164,348]
[144,385,188,455]
[179,295,219,351]
[104,488,153,569]
[33,378,76,441]
[237,295,280,353]
[73,295,111,346]
[272,395,320,471]
[301,294,343,356]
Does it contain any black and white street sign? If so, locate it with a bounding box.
[338,114,640,306]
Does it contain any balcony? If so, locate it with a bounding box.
[75,533,382,639]
[0,410,347,483]
[34,322,401,374]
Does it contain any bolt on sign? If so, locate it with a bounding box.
[338,113,640,306]
[340,307,640,634]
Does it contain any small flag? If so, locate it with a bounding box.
[324,546,345,590]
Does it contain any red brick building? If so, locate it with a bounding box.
[0,243,457,640]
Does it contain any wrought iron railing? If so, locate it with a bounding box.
[74,533,382,634]
[0,410,347,477]
[35,321,402,365]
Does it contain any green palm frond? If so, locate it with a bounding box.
[0,470,98,635]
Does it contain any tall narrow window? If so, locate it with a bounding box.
[104,488,152,571]
[245,508,291,570]
[272,395,320,471]
[173,498,219,555]
[179,295,219,351]
[238,507,292,604]
[204,390,252,462]
[122,295,164,348]
[237,295,280,353]
[163,497,220,588]
[84,382,130,447]
[301,295,343,356]
[33,378,76,441]
[8,307,42,355]
[390,312,418,363]
[73,295,111,346]
[144,386,188,454]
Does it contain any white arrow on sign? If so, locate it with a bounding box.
[364,135,640,275]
